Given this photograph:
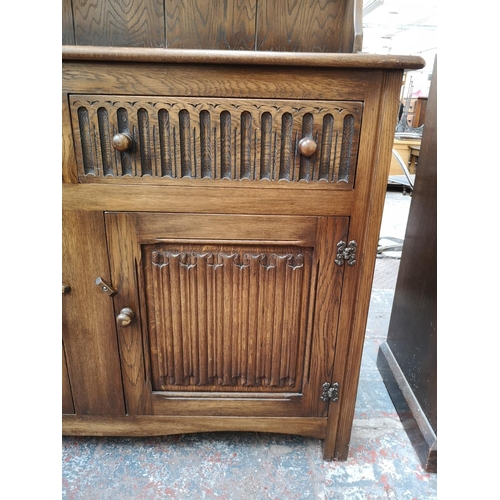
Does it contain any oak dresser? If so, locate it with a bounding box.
[62,45,424,460]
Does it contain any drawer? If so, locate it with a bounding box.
[69,95,363,187]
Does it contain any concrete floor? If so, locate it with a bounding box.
[62,189,437,499]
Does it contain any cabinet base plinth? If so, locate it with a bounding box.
[63,414,327,439]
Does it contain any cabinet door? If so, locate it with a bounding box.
[62,342,75,414]
[62,210,126,416]
[106,212,348,418]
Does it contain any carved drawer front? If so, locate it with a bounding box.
[70,95,363,186]
[143,244,312,393]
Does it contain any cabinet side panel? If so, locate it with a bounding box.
[62,210,126,416]
[324,70,404,460]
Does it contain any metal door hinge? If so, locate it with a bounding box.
[321,382,340,402]
[335,240,357,266]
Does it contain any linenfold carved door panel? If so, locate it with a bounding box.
[143,243,312,393]
[105,212,348,418]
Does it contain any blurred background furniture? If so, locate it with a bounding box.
[377,57,437,473]
[387,149,415,195]
[389,138,421,176]
[408,145,420,172]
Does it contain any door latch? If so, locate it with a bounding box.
[95,277,117,296]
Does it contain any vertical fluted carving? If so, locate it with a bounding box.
[200,110,212,179]
[260,112,272,180]
[299,113,314,181]
[72,96,362,185]
[77,107,94,175]
[158,109,173,178]
[279,112,293,180]
[240,111,252,179]
[117,107,132,175]
[179,109,192,178]
[138,108,152,176]
[233,126,240,181]
[144,246,311,391]
[339,114,354,182]
[97,107,113,176]
[220,111,232,179]
[319,114,334,181]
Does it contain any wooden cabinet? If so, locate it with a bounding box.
[62,47,424,460]
[405,97,427,128]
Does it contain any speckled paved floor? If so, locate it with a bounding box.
[62,190,437,499]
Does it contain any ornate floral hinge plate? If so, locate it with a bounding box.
[335,240,357,266]
[321,382,340,402]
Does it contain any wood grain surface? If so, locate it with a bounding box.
[71,0,165,47]
[62,211,126,415]
[62,46,425,70]
[166,0,257,49]
[63,414,328,439]
[63,0,367,53]
[257,0,353,52]
[61,45,418,459]
[69,95,362,185]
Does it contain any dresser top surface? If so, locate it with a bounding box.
[62,46,425,71]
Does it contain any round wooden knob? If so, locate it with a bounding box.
[298,138,317,157]
[116,307,135,327]
[112,133,132,152]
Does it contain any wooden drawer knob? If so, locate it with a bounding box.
[112,133,132,152]
[298,138,317,157]
[116,307,135,327]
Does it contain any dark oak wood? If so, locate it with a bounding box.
[378,58,437,472]
[62,46,425,69]
[62,0,75,45]
[105,212,347,418]
[256,0,358,52]
[165,0,257,50]
[105,213,154,416]
[62,211,126,415]
[62,343,75,414]
[62,0,363,53]
[63,415,327,439]
[62,45,424,460]
[62,184,355,216]
[62,61,373,103]
[69,95,362,185]
[71,0,165,47]
[323,69,405,460]
[62,93,78,184]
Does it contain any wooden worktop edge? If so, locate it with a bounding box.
[62,45,425,70]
